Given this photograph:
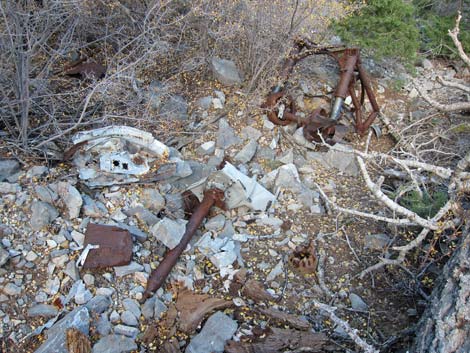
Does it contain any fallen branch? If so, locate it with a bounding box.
[356,156,439,230]
[415,85,470,113]
[315,182,418,227]
[312,299,379,353]
[448,11,470,68]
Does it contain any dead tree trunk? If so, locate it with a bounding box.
[412,225,470,353]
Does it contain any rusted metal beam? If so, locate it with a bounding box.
[142,188,225,301]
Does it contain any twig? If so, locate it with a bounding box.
[312,299,379,353]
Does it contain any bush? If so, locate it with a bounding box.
[414,4,470,58]
[333,0,420,63]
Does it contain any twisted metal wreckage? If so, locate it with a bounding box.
[262,38,380,144]
[64,40,381,298]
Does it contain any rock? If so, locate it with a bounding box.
[266,260,284,282]
[96,288,115,297]
[121,310,138,326]
[185,311,238,353]
[210,57,243,86]
[0,160,20,181]
[125,206,159,227]
[364,233,391,251]
[110,310,120,323]
[96,314,112,336]
[57,182,83,219]
[116,223,147,242]
[214,90,226,104]
[64,261,80,281]
[86,295,112,314]
[154,298,168,319]
[26,166,48,178]
[71,230,85,247]
[122,298,141,318]
[35,306,89,353]
[45,277,60,295]
[82,195,107,218]
[160,95,188,120]
[197,141,216,156]
[27,304,58,318]
[141,188,165,213]
[322,146,359,176]
[26,251,38,262]
[0,182,20,194]
[205,214,226,232]
[150,218,187,249]
[142,297,155,319]
[74,280,92,305]
[35,185,58,204]
[421,58,433,70]
[83,273,95,286]
[212,98,224,109]
[2,283,22,296]
[92,334,137,353]
[196,96,213,109]
[216,118,241,149]
[113,324,139,338]
[278,149,294,164]
[240,126,262,141]
[349,293,368,311]
[234,140,258,164]
[114,262,144,277]
[0,247,9,267]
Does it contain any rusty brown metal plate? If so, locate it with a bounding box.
[82,223,133,269]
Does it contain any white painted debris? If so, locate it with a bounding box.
[71,126,170,187]
[72,126,169,157]
[208,162,275,211]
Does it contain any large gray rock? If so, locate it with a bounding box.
[185,311,238,353]
[322,146,359,176]
[216,118,241,149]
[142,297,156,319]
[92,334,137,353]
[0,160,20,181]
[234,140,257,164]
[35,185,59,204]
[57,182,83,219]
[150,218,187,249]
[121,310,138,326]
[211,57,243,86]
[160,95,188,120]
[30,201,59,230]
[35,306,90,353]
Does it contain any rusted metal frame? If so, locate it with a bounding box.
[262,40,380,141]
[357,63,380,134]
[142,188,225,301]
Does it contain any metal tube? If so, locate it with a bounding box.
[141,189,225,301]
[329,97,344,121]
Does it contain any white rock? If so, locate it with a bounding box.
[150,218,187,249]
[266,260,283,282]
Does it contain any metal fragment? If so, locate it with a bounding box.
[82,224,133,269]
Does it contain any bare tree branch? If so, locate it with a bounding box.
[448,11,470,68]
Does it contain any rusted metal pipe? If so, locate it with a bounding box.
[141,188,225,301]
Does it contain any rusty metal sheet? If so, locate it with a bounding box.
[82,223,132,269]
